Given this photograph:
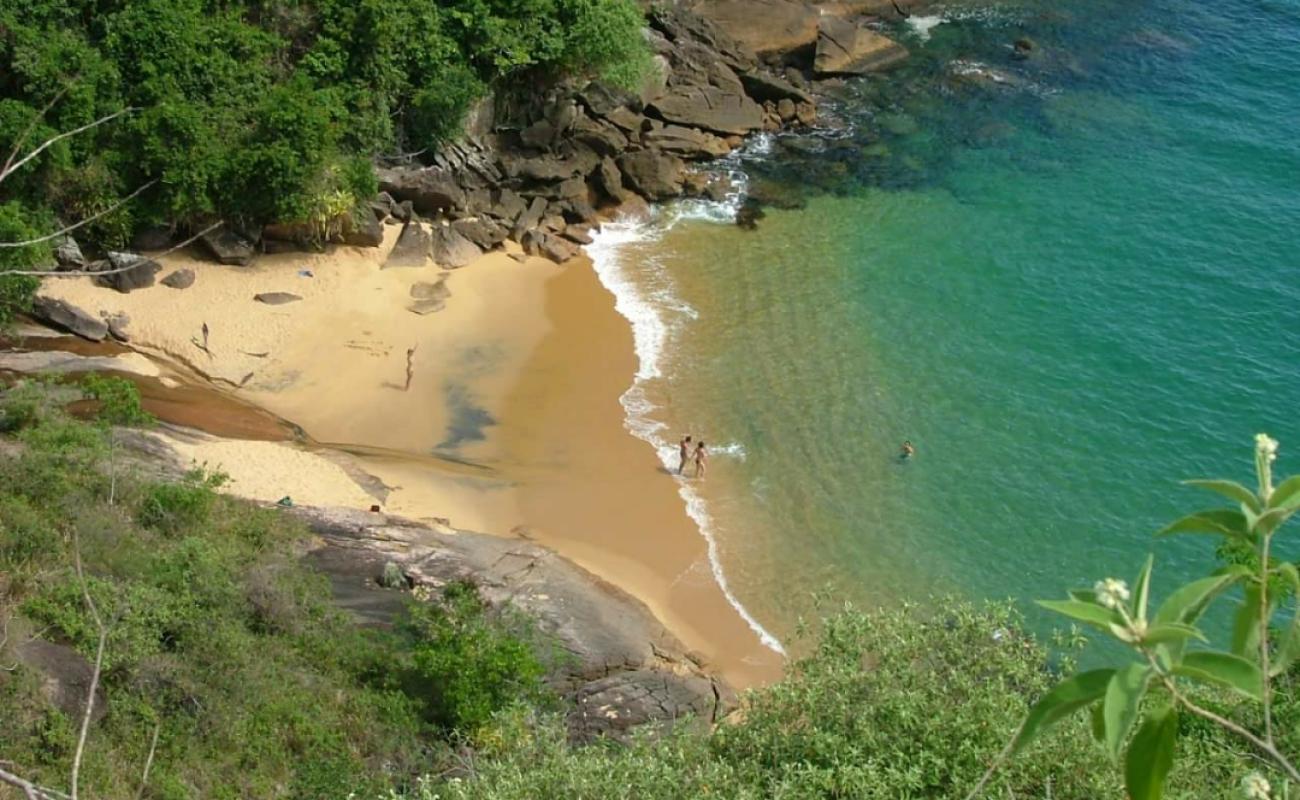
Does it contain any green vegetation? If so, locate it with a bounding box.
[0,378,552,798]
[981,434,1300,800]
[3,379,1293,799]
[0,0,651,321]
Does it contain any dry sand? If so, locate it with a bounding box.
[34,231,784,688]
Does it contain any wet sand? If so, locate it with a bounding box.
[495,259,785,688]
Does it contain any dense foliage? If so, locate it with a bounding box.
[0,0,649,240]
[0,379,552,798]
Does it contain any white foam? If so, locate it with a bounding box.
[587,209,787,657]
[908,14,945,42]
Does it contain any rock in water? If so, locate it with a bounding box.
[595,157,627,203]
[161,268,196,289]
[30,296,110,341]
[814,17,909,75]
[254,292,302,305]
[383,222,432,269]
[617,151,687,200]
[97,252,161,293]
[429,224,483,269]
[200,227,256,266]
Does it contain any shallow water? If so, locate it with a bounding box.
[591,0,1300,649]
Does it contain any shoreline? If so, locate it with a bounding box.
[22,230,785,688]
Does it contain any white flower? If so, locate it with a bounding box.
[1241,771,1271,800]
[1256,433,1279,463]
[1094,578,1131,611]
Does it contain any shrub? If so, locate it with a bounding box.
[135,468,226,536]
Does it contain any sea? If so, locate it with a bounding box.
[589,0,1300,654]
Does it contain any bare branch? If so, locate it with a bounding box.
[5,221,224,278]
[135,724,160,800]
[0,180,158,250]
[0,107,137,185]
[3,87,71,178]
[0,765,68,800]
[70,533,106,800]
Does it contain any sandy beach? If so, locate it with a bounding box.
[32,230,783,688]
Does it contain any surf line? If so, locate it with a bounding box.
[587,214,787,657]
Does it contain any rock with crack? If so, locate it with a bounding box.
[569,669,733,743]
[383,221,433,269]
[814,17,909,75]
[29,296,109,341]
[647,86,764,137]
[618,150,687,200]
[642,125,732,159]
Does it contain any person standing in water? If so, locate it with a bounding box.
[695,441,708,478]
[900,440,916,459]
[678,435,693,475]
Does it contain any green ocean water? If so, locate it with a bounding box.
[590,0,1300,652]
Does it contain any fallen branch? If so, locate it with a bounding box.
[0,107,138,185]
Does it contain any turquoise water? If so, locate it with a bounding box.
[593,0,1300,649]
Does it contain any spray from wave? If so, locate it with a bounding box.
[586,166,786,656]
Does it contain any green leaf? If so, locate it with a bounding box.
[1140,623,1207,646]
[1232,584,1265,658]
[1124,706,1178,800]
[1069,588,1099,604]
[1009,669,1114,757]
[1269,474,1300,510]
[1037,600,1120,631]
[1132,554,1154,622]
[1254,506,1297,536]
[1157,509,1250,540]
[1153,569,1248,627]
[1271,563,1300,676]
[1184,479,1262,513]
[1174,651,1263,700]
[1104,663,1151,758]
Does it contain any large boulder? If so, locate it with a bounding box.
[739,70,812,104]
[814,17,909,75]
[30,296,109,341]
[594,157,627,204]
[429,224,483,269]
[569,670,730,742]
[97,252,160,293]
[683,0,821,55]
[450,217,508,251]
[383,221,432,269]
[618,150,687,200]
[642,125,731,159]
[376,166,467,216]
[511,196,549,239]
[500,146,601,182]
[571,114,629,157]
[53,235,87,270]
[14,639,107,724]
[647,86,764,136]
[341,205,384,248]
[576,82,642,118]
[200,227,255,266]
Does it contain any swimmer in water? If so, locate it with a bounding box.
[900,440,916,459]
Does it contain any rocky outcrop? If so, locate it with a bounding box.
[296,506,734,743]
[429,223,483,268]
[618,150,687,200]
[376,166,467,216]
[28,296,108,341]
[200,227,256,266]
[814,17,909,75]
[383,221,433,269]
[97,252,160,293]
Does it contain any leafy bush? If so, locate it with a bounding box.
[135,468,226,536]
[403,581,551,734]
